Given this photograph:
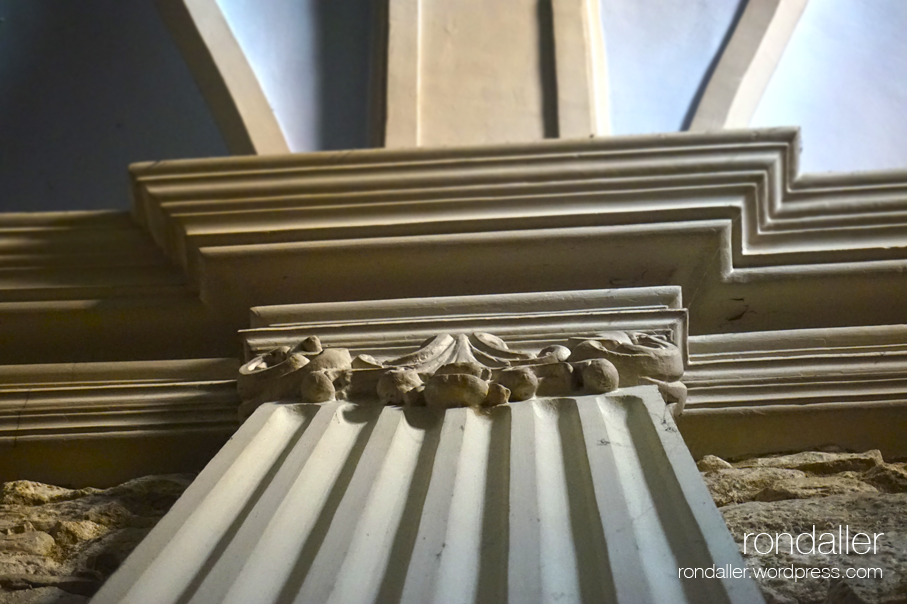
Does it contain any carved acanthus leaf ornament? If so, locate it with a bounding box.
[237,331,685,418]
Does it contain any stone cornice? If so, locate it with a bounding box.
[128,128,907,333]
[242,288,686,356]
[0,212,235,364]
[678,324,907,460]
[0,211,185,305]
[0,359,240,443]
[3,130,907,366]
[130,127,907,268]
[0,129,905,463]
[685,324,907,410]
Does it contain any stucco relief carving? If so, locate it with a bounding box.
[237,331,685,418]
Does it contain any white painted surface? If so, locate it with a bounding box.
[601,0,744,134]
[215,0,318,152]
[418,0,549,145]
[206,0,907,174]
[751,0,907,173]
[689,0,808,132]
[215,0,372,151]
[93,388,764,603]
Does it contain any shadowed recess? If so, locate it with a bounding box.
[536,0,560,139]
[556,398,617,604]
[476,405,511,602]
[275,405,383,604]
[373,407,445,603]
[174,406,322,604]
[314,0,374,150]
[624,397,732,604]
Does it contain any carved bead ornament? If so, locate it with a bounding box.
[238,331,685,418]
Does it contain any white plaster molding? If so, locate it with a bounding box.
[239,288,907,461]
[687,324,907,410]
[690,0,809,131]
[680,400,907,464]
[92,388,765,604]
[0,358,240,486]
[155,0,290,154]
[0,211,182,300]
[129,129,907,334]
[243,288,686,357]
[678,324,907,460]
[0,212,235,364]
[0,358,239,443]
[3,131,907,472]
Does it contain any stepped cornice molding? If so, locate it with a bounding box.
[687,324,907,409]
[131,127,907,264]
[129,128,907,333]
[0,211,186,302]
[4,130,907,366]
[0,212,234,364]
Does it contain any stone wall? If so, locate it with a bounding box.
[700,450,907,604]
[0,475,192,603]
[3,450,905,603]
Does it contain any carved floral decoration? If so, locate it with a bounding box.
[238,332,685,418]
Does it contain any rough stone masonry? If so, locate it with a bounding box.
[700,449,907,604]
[0,475,192,604]
[1,449,905,603]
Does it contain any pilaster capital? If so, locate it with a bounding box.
[236,287,688,419]
[238,330,686,418]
